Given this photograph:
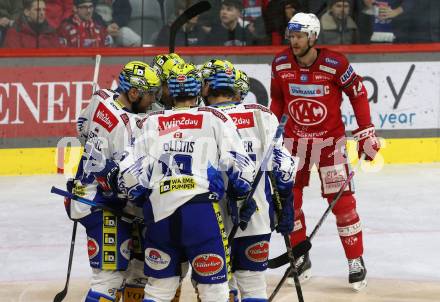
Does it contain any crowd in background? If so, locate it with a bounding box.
[0,0,438,49]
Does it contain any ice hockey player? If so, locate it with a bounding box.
[200,60,296,302]
[98,62,257,302]
[270,12,380,291]
[65,61,161,302]
[150,53,185,109]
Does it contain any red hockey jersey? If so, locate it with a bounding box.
[270,47,372,140]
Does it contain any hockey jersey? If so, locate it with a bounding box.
[212,101,297,237]
[270,48,372,140]
[118,106,256,223]
[70,89,141,219]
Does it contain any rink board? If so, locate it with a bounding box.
[2,276,440,302]
[0,137,439,175]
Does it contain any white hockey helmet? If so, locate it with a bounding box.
[287,13,321,40]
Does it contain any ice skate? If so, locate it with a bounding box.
[349,256,367,291]
[287,252,312,285]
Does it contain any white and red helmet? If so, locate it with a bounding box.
[287,13,321,40]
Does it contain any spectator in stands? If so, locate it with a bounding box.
[3,0,63,48]
[366,0,403,43]
[264,0,303,45]
[154,1,208,46]
[319,0,358,44]
[45,0,73,29]
[93,0,141,47]
[205,0,255,46]
[58,0,112,47]
[0,0,23,44]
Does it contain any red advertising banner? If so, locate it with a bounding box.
[0,64,121,138]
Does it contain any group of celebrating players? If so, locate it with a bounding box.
[63,12,380,302]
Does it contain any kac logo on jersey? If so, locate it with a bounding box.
[340,65,354,84]
[229,112,255,129]
[288,98,327,126]
[300,74,308,82]
[289,84,325,97]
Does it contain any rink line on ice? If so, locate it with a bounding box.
[2,276,440,302]
[1,137,439,175]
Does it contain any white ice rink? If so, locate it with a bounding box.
[1,163,440,301]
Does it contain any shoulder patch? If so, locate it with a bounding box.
[340,65,355,84]
[94,89,110,100]
[274,55,288,63]
[275,63,291,71]
[120,113,129,125]
[149,110,165,116]
[92,102,119,132]
[324,57,340,66]
[198,107,228,122]
[244,103,272,114]
[319,65,336,75]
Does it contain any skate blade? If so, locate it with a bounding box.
[287,268,311,286]
[351,279,367,292]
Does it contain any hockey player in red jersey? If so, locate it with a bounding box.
[270,12,380,291]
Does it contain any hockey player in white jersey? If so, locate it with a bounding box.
[200,61,297,302]
[96,62,256,302]
[65,61,161,302]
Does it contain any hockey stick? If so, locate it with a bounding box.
[268,171,305,302]
[53,220,77,302]
[169,1,211,53]
[268,153,365,269]
[53,54,101,302]
[253,108,304,302]
[228,114,289,244]
[51,187,144,224]
[268,154,365,301]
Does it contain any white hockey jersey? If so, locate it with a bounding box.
[71,89,141,219]
[118,106,256,223]
[212,101,297,237]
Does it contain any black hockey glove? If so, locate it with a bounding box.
[275,190,294,236]
[237,194,257,231]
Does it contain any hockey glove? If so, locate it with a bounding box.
[353,125,380,161]
[275,190,294,236]
[93,159,120,199]
[237,195,257,231]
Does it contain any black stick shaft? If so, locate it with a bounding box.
[53,221,77,302]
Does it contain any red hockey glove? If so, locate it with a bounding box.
[352,125,380,161]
